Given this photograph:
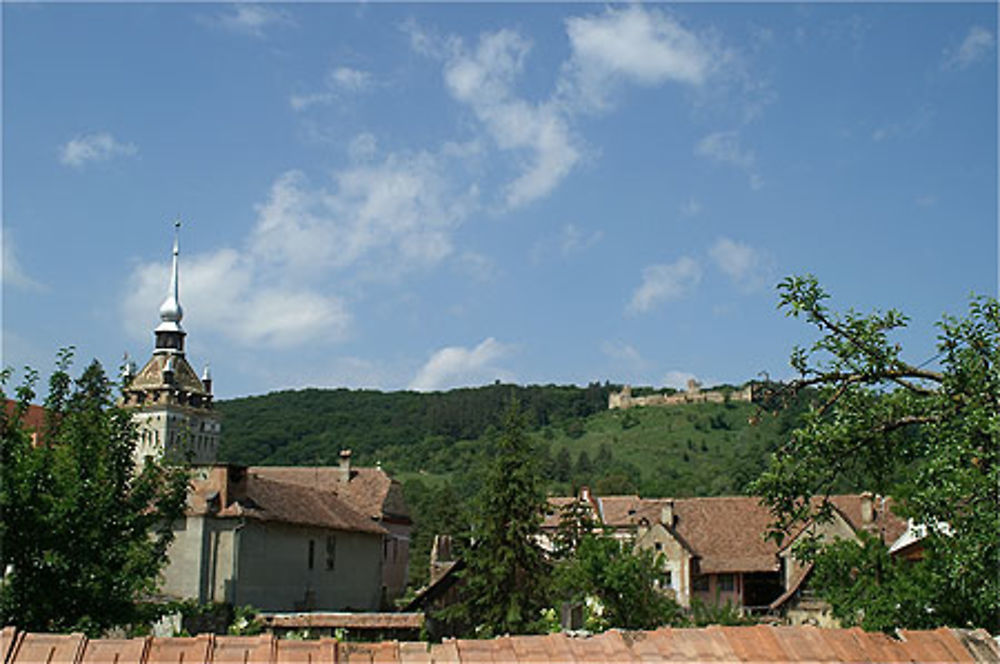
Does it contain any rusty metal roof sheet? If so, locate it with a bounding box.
[260,613,424,631]
[78,637,150,664]
[273,637,336,664]
[6,632,86,664]
[3,625,998,663]
[145,634,212,664]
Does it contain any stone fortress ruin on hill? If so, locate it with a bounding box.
[608,379,754,410]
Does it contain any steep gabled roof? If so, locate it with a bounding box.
[250,465,410,522]
[671,496,781,574]
[189,467,386,535]
[546,493,908,575]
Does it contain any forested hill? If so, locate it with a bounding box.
[216,381,805,498]
[217,382,614,467]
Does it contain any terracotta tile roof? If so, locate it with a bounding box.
[260,613,424,630]
[547,493,910,575]
[828,494,909,544]
[3,626,999,662]
[226,474,387,536]
[189,468,386,535]
[584,495,779,573]
[769,562,814,610]
[4,400,47,432]
[251,466,410,522]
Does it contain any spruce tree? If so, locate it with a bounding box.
[447,400,550,637]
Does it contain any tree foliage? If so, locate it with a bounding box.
[445,400,552,637]
[553,535,684,631]
[0,351,188,635]
[751,276,999,631]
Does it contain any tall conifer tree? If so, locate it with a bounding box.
[447,400,550,637]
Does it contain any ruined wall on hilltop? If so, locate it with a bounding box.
[608,380,754,410]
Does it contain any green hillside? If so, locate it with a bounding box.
[217,381,803,499]
[217,382,809,590]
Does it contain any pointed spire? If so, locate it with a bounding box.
[158,219,183,325]
[154,219,187,354]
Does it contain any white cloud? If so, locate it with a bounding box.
[59,132,137,168]
[709,237,774,292]
[942,26,995,70]
[409,337,513,391]
[291,66,374,110]
[2,232,45,292]
[455,252,499,282]
[663,370,698,391]
[560,223,603,256]
[123,248,350,349]
[290,93,334,111]
[203,5,293,38]
[443,30,581,209]
[695,131,762,189]
[560,6,718,111]
[250,148,477,280]
[627,256,702,314]
[329,66,372,91]
[405,7,743,211]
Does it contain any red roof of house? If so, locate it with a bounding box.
[251,466,410,522]
[546,493,908,574]
[3,625,997,663]
[189,467,386,536]
[4,400,48,444]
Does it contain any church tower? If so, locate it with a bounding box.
[122,222,220,466]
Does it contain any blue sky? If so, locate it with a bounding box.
[3,2,997,399]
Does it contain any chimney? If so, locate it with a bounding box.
[338,449,352,483]
[661,500,675,527]
[430,534,453,584]
[580,486,591,503]
[860,492,875,524]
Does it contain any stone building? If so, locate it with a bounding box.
[123,225,411,610]
[120,223,219,466]
[161,464,387,612]
[542,490,906,617]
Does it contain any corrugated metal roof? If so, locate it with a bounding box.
[3,625,997,663]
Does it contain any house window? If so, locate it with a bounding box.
[658,570,673,589]
[718,573,735,592]
[692,575,709,592]
[654,542,663,552]
[308,539,315,570]
[326,535,336,571]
